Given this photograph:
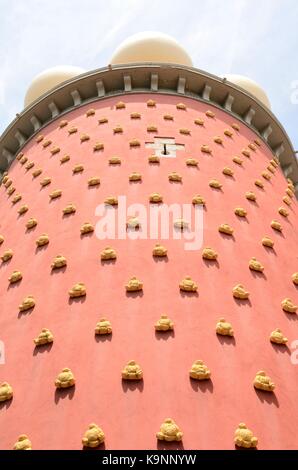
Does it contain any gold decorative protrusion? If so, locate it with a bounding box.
[179,276,197,292]
[262,171,271,180]
[0,382,13,402]
[80,222,94,235]
[131,112,141,119]
[129,139,141,147]
[186,158,198,166]
[292,273,298,285]
[20,156,28,165]
[245,191,256,201]
[223,167,234,176]
[32,168,43,177]
[224,129,233,137]
[42,139,52,147]
[18,205,29,215]
[156,419,183,442]
[232,156,243,165]
[95,318,112,335]
[255,179,264,188]
[218,223,234,235]
[234,423,258,449]
[169,172,182,182]
[202,247,218,260]
[281,298,297,314]
[109,156,121,164]
[36,234,49,247]
[59,120,68,128]
[51,255,67,269]
[174,219,188,230]
[40,177,51,187]
[194,118,204,126]
[283,196,291,206]
[34,328,54,346]
[149,193,163,203]
[129,172,142,181]
[201,145,212,154]
[242,149,250,158]
[126,217,140,230]
[286,187,294,198]
[98,117,108,124]
[80,133,90,142]
[164,114,174,120]
[189,360,211,380]
[214,136,223,144]
[209,179,222,189]
[13,435,32,450]
[255,139,261,146]
[25,161,34,170]
[278,207,289,217]
[233,284,249,300]
[180,128,190,135]
[19,295,35,312]
[50,146,60,155]
[8,270,22,284]
[36,134,44,143]
[69,283,86,298]
[8,186,16,195]
[88,177,100,187]
[86,108,95,117]
[176,103,186,110]
[262,236,274,248]
[248,143,257,151]
[254,371,275,392]
[122,360,143,380]
[82,424,105,448]
[63,203,76,215]
[68,127,77,135]
[206,110,215,118]
[147,99,156,107]
[113,125,123,134]
[93,142,104,151]
[0,235,4,244]
[270,328,288,345]
[155,315,174,331]
[126,277,143,292]
[100,247,117,260]
[234,207,247,217]
[147,125,158,132]
[26,218,37,229]
[216,318,234,336]
[1,249,13,262]
[267,165,275,174]
[49,189,62,200]
[72,164,84,174]
[16,152,24,160]
[55,368,75,388]
[231,123,240,131]
[148,155,160,163]
[116,101,125,109]
[104,196,118,206]
[152,244,167,257]
[4,178,12,188]
[192,195,205,206]
[271,220,282,232]
[249,257,264,272]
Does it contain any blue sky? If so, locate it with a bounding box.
[0,0,297,149]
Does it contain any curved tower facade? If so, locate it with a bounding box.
[0,35,297,450]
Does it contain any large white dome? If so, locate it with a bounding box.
[224,74,271,109]
[24,65,86,107]
[110,31,193,67]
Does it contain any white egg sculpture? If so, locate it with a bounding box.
[224,74,271,109]
[24,65,86,107]
[110,31,193,67]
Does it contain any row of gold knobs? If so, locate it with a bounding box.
[10,420,259,449]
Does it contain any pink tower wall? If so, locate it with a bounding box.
[0,94,297,449]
